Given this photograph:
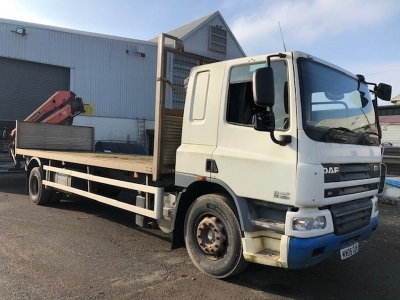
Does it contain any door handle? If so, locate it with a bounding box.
[205,159,218,173]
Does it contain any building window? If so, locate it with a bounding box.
[209,26,227,54]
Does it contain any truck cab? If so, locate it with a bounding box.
[175,51,390,276]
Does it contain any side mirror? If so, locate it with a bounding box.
[376,83,392,101]
[253,67,275,107]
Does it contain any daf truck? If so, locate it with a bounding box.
[11,34,392,278]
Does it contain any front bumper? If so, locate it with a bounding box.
[287,216,378,269]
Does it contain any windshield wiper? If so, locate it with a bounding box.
[328,127,355,133]
[364,131,379,137]
[361,131,379,145]
[323,127,355,142]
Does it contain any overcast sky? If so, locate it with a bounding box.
[1,0,399,105]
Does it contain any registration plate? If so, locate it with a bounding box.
[340,242,359,260]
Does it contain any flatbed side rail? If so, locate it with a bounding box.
[15,121,94,151]
[43,165,163,219]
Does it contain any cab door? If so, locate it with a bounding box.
[211,59,298,204]
[176,63,225,178]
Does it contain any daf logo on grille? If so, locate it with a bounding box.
[324,166,340,174]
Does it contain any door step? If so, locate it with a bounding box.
[243,249,283,267]
[255,249,280,260]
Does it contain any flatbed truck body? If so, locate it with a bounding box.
[16,149,153,174]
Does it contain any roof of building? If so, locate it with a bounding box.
[380,115,400,124]
[1,11,246,56]
[155,13,214,41]
[149,11,246,56]
[0,17,157,46]
[392,93,400,101]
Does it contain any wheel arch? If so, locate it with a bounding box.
[171,179,251,249]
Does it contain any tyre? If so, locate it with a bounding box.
[28,167,53,205]
[184,193,248,278]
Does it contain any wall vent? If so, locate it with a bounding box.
[209,26,227,53]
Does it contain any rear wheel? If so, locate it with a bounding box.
[28,167,53,205]
[184,193,248,278]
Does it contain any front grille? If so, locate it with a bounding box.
[323,163,380,183]
[327,198,372,236]
[323,163,380,197]
[324,183,379,198]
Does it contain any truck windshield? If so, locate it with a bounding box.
[298,58,378,145]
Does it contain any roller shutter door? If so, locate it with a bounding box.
[0,57,70,121]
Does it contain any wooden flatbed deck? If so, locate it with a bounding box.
[16,149,153,174]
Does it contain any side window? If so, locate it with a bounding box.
[226,81,259,125]
[190,71,210,121]
[226,62,289,130]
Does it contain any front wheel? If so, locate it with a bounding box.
[184,193,248,278]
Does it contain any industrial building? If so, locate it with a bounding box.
[379,94,400,146]
[0,12,245,147]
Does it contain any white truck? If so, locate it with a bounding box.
[12,34,392,278]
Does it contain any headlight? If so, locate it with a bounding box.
[293,216,326,231]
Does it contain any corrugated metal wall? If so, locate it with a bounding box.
[382,124,400,146]
[0,19,158,120]
[73,115,154,146]
[164,53,199,110]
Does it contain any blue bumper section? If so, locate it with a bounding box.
[287,217,379,269]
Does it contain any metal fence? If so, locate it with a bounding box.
[165,53,200,110]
